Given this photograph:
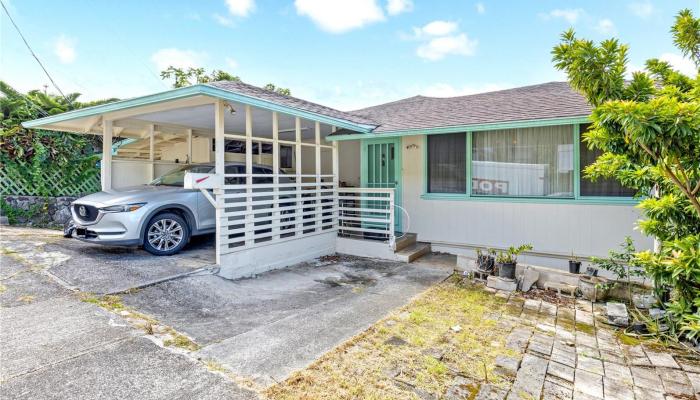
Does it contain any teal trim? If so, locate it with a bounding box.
[418,123,639,206]
[22,85,204,128]
[326,115,591,141]
[420,193,640,205]
[111,138,138,155]
[22,84,375,134]
[361,137,403,232]
[573,124,581,199]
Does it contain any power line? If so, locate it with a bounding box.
[1,0,73,107]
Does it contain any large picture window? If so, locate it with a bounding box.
[579,125,636,197]
[427,133,466,193]
[471,125,574,198]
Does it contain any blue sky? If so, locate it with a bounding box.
[2,0,698,110]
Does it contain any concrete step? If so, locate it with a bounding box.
[395,242,431,263]
[393,233,417,252]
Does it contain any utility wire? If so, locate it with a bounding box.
[1,0,73,107]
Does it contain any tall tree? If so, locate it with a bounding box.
[552,9,700,340]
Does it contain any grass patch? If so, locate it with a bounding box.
[18,294,35,303]
[575,322,596,336]
[80,293,126,312]
[265,281,518,400]
[163,331,200,351]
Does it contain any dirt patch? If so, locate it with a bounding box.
[520,288,577,307]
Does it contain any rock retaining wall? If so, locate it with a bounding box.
[1,195,75,227]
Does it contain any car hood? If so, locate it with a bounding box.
[75,185,189,206]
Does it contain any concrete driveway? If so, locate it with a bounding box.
[0,226,453,397]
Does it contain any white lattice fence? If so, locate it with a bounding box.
[0,163,101,196]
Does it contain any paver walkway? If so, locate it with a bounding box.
[485,290,700,400]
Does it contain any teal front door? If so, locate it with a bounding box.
[361,138,402,233]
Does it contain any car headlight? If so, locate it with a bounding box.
[100,203,146,213]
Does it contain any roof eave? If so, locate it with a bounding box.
[326,115,591,141]
[22,84,376,134]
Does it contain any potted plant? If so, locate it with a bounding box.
[496,244,533,280]
[476,248,496,273]
[568,251,581,274]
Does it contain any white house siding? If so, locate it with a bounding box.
[400,134,653,270]
[338,140,361,187]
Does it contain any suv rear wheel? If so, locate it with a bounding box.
[143,212,190,256]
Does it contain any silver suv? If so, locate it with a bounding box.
[67,162,281,256]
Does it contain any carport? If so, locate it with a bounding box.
[23,81,397,279]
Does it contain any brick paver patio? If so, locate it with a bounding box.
[485,290,700,400]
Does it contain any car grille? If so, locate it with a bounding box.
[73,203,99,223]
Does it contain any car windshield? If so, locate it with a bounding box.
[149,165,213,187]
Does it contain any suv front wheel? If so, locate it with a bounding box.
[143,213,190,256]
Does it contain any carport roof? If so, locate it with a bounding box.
[22,81,379,133]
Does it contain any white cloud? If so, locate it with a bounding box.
[213,13,234,26]
[541,8,584,24]
[628,1,653,18]
[414,20,458,37]
[660,53,697,77]
[225,0,254,17]
[150,48,207,71]
[595,19,616,34]
[386,0,412,15]
[475,2,485,14]
[54,35,76,64]
[294,0,385,33]
[421,82,510,97]
[416,33,478,61]
[225,57,239,69]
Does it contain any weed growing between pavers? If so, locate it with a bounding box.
[79,293,199,351]
[265,278,518,399]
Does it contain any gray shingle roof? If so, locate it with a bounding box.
[207,80,378,126]
[350,81,591,133]
[209,81,590,135]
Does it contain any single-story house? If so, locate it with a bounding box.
[23,80,651,278]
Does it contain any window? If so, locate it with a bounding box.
[471,125,573,198]
[427,133,466,193]
[579,125,636,197]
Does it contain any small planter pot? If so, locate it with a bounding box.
[578,275,609,302]
[478,255,495,273]
[568,260,581,274]
[498,262,517,280]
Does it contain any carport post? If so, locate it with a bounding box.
[101,120,113,191]
[331,126,339,225]
[148,124,155,181]
[186,128,193,164]
[214,100,225,265]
